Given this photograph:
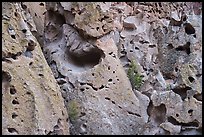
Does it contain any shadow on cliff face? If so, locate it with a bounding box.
[66,47,105,68]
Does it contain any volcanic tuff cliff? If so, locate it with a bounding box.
[2,2,202,135]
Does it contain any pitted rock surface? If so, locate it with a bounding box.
[2,2,69,135]
[2,2,202,135]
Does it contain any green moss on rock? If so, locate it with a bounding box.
[127,60,143,90]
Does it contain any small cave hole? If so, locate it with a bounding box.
[54,125,59,130]
[135,46,139,50]
[188,76,195,83]
[108,66,111,70]
[11,35,16,39]
[39,3,44,6]
[92,73,95,76]
[21,3,27,9]
[96,27,100,31]
[172,87,191,100]
[12,113,18,119]
[175,42,191,55]
[167,44,174,50]
[193,94,202,101]
[38,74,44,77]
[66,46,104,72]
[26,92,31,95]
[21,29,27,33]
[99,85,105,90]
[188,109,193,115]
[182,15,187,22]
[167,116,179,125]
[80,88,85,91]
[12,99,19,105]
[82,123,87,128]
[130,50,133,52]
[193,34,196,38]
[29,62,33,66]
[111,100,116,104]
[176,113,179,117]
[108,79,112,82]
[175,67,178,72]
[80,112,86,117]
[120,50,127,54]
[14,12,18,17]
[113,71,115,74]
[105,97,111,100]
[185,23,195,35]
[10,86,16,95]
[8,128,18,133]
[149,45,156,48]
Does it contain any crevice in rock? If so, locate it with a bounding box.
[172,87,191,100]
[168,116,199,127]
[127,110,141,117]
[85,83,98,91]
[7,128,18,134]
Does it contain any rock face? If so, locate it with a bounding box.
[2,2,202,135]
[2,2,69,135]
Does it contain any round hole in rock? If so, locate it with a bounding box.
[11,35,16,39]
[184,23,195,35]
[108,66,111,70]
[188,76,195,83]
[12,99,19,105]
[12,113,18,119]
[108,79,112,82]
[188,109,193,114]
[39,3,44,6]
[22,29,27,33]
[2,71,12,82]
[10,86,16,95]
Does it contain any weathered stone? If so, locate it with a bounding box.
[2,2,202,135]
[123,16,137,30]
[2,2,69,135]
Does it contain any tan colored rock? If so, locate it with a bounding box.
[2,2,69,135]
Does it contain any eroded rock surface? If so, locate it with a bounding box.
[2,2,69,135]
[2,2,202,135]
